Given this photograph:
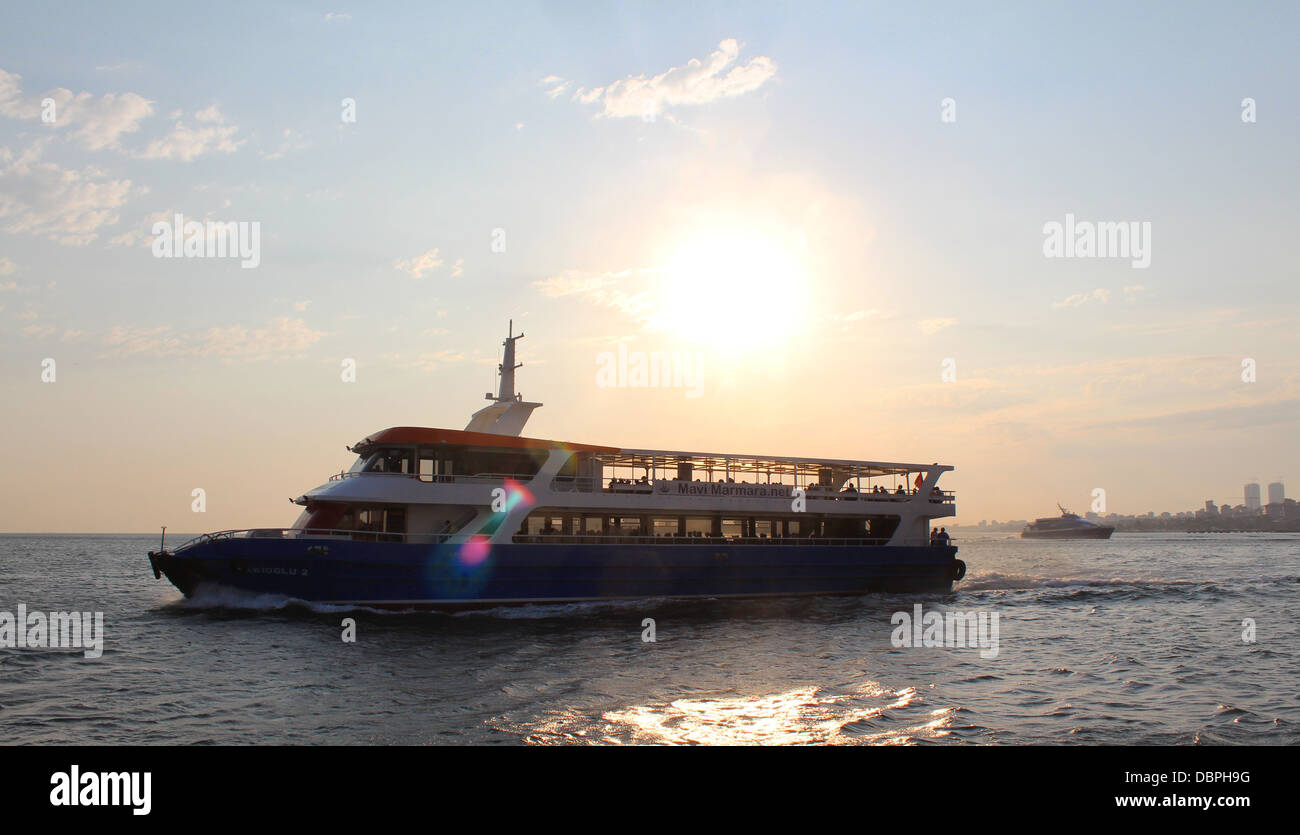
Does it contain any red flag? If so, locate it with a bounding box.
[914,473,924,489]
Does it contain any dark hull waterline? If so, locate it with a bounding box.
[150,539,964,609]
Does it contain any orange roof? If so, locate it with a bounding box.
[352,427,619,454]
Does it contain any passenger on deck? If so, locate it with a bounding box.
[936,528,950,545]
[895,485,906,495]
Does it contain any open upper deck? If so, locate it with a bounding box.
[332,426,953,503]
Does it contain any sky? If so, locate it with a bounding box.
[1,1,1297,532]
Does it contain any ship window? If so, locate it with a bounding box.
[352,507,407,535]
[460,448,546,478]
[364,447,415,474]
[418,449,437,481]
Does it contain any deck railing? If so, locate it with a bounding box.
[322,471,955,504]
[171,528,917,551]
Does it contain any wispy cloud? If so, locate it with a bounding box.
[919,316,957,334]
[1052,288,1110,309]
[259,128,310,160]
[136,104,243,161]
[533,268,660,324]
[394,248,445,278]
[0,140,136,245]
[384,349,466,372]
[553,38,777,120]
[0,68,153,151]
[95,317,325,360]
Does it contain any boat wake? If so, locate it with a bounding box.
[169,584,395,616]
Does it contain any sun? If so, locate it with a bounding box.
[655,226,808,354]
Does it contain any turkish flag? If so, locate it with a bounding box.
[914,473,924,489]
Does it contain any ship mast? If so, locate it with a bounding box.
[464,320,543,436]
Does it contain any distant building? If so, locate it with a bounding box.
[1204,500,1218,515]
[1245,483,1262,511]
[1268,482,1285,505]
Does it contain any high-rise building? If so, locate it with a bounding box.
[1268,482,1285,505]
[1245,483,1262,511]
[1204,500,1218,515]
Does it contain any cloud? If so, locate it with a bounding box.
[136,105,243,161]
[542,80,572,100]
[22,323,55,339]
[1052,288,1111,309]
[106,208,176,248]
[0,257,15,275]
[198,317,324,359]
[394,248,444,278]
[1123,284,1145,302]
[259,128,310,160]
[0,68,153,151]
[1081,398,1300,434]
[533,268,660,324]
[99,317,325,360]
[450,258,463,278]
[389,349,466,372]
[0,141,136,245]
[919,317,957,334]
[556,38,777,119]
[100,325,183,356]
[324,12,351,22]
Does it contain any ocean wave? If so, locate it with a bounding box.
[960,571,1297,595]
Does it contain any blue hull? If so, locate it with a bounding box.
[152,539,962,608]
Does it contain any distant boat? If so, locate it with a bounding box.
[1021,505,1114,539]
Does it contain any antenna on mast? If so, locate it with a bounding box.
[465,320,543,436]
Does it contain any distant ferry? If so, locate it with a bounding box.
[1021,505,1114,539]
[148,324,965,608]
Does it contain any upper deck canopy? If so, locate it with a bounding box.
[351,427,618,456]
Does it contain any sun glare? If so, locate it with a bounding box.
[657,227,808,353]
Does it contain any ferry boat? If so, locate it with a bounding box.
[148,324,964,608]
[1021,505,1114,539]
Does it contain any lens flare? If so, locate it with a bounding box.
[502,478,536,512]
[459,534,491,566]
